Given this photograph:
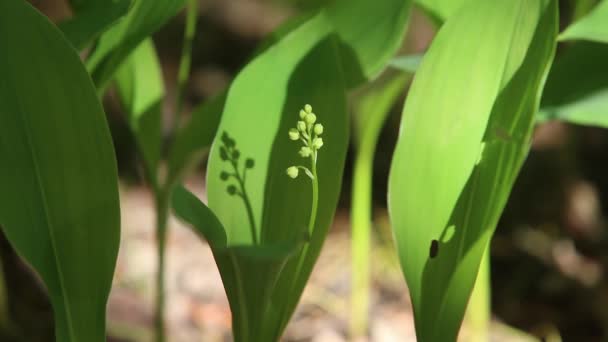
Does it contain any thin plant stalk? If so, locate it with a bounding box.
[173,0,199,133]
[154,191,170,342]
[155,2,199,340]
[350,143,373,338]
[350,73,408,338]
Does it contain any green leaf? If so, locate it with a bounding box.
[172,185,305,341]
[326,0,412,86]
[172,185,227,247]
[86,0,188,89]
[115,38,164,183]
[0,1,121,341]
[388,1,558,341]
[167,93,227,185]
[58,0,132,50]
[539,42,608,128]
[205,12,348,341]
[168,0,414,183]
[559,0,608,43]
[414,0,469,25]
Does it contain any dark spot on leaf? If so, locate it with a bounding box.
[429,239,439,258]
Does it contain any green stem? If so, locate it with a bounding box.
[308,155,318,235]
[274,150,319,337]
[349,73,409,338]
[466,246,491,341]
[154,193,170,342]
[350,147,372,338]
[173,0,199,133]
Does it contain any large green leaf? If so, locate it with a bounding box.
[388,1,557,341]
[539,42,608,128]
[203,12,348,341]
[86,0,187,89]
[58,0,132,50]
[168,0,414,183]
[0,1,121,341]
[115,38,164,183]
[559,0,608,43]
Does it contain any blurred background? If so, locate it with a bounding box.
[3,0,608,341]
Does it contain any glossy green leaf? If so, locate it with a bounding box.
[86,0,187,89]
[0,1,121,341]
[539,42,608,128]
[204,12,348,341]
[388,1,557,341]
[559,0,608,43]
[115,38,164,182]
[58,0,132,50]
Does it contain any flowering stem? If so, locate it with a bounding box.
[307,154,318,235]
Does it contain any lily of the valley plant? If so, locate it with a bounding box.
[172,105,328,341]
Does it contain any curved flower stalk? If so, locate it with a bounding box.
[172,104,328,341]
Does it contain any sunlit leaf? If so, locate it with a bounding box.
[559,0,608,43]
[168,0,414,182]
[388,1,558,341]
[0,1,121,341]
[115,38,164,183]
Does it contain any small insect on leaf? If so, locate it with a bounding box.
[429,239,439,259]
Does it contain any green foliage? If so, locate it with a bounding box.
[388,1,558,341]
[539,42,608,128]
[0,1,121,341]
[86,0,188,89]
[326,0,412,87]
[414,0,468,24]
[170,0,414,178]
[59,0,132,50]
[538,1,608,128]
[115,38,164,183]
[204,13,348,340]
[559,0,608,43]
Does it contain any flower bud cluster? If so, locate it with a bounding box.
[286,104,324,179]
